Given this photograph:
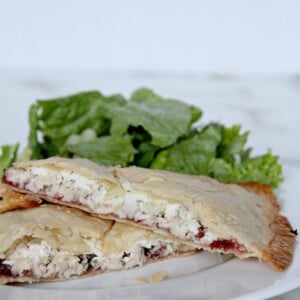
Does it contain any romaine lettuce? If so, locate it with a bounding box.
[150,124,283,188]
[110,88,202,148]
[65,135,136,166]
[23,88,284,188]
[0,144,19,178]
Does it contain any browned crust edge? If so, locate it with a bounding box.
[262,214,296,271]
[239,182,296,271]
[0,184,42,214]
[238,182,281,211]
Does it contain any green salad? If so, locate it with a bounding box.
[0,88,283,188]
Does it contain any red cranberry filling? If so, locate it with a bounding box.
[26,200,41,208]
[0,260,13,277]
[143,246,166,259]
[2,174,19,188]
[197,224,206,238]
[2,175,32,192]
[210,239,246,253]
[78,254,97,271]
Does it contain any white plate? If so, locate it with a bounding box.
[0,71,299,299]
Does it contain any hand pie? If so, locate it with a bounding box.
[0,204,197,284]
[3,157,296,271]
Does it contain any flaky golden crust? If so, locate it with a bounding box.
[239,182,296,271]
[238,182,281,211]
[0,184,41,214]
[263,215,296,271]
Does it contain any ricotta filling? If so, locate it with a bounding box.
[4,167,218,244]
[1,239,188,279]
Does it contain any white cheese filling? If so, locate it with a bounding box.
[3,239,187,279]
[5,167,216,245]
[5,241,88,278]
[94,239,184,272]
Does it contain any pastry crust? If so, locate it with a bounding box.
[238,182,295,271]
[0,184,41,214]
[2,158,296,271]
[263,214,296,271]
[238,182,280,211]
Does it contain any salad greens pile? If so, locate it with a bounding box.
[0,88,283,188]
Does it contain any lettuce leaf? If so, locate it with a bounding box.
[211,151,283,188]
[150,126,221,174]
[28,91,126,157]
[0,144,19,178]
[28,104,41,159]
[110,88,202,148]
[216,124,251,162]
[65,135,136,166]
[151,123,283,188]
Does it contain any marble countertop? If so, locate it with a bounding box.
[0,70,299,299]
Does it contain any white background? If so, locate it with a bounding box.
[0,0,300,73]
